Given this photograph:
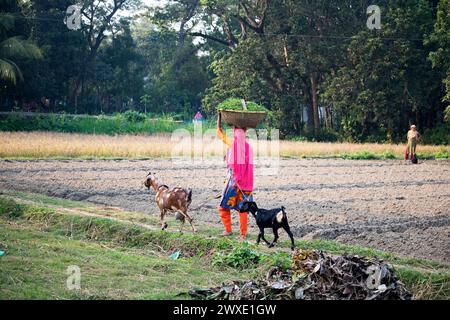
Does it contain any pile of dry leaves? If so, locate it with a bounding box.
[189,250,412,300]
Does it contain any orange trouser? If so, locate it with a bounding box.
[219,207,248,236]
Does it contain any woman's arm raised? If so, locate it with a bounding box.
[217,112,231,147]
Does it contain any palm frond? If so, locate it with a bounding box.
[0,13,15,34]
[0,57,23,84]
[0,36,43,60]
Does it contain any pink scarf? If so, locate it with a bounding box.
[226,128,254,192]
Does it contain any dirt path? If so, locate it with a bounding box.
[0,158,449,264]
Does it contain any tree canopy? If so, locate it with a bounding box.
[1,0,449,143]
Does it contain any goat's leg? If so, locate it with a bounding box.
[160,209,168,230]
[259,228,271,246]
[283,225,296,250]
[269,228,279,248]
[179,220,185,233]
[178,209,196,233]
[187,215,196,233]
[256,233,262,245]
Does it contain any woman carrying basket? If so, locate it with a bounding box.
[216,112,254,240]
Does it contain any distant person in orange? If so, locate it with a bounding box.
[406,125,421,163]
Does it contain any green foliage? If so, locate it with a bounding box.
[381,151,397,160]
[434,148,450,159]
[3,0,198,115]
[0,196,24,218]
[0,112,183,135]
[445,106,450,122]
[288,136,308,142]
[0,217,250,300]
[121,110,147,123]
[199,0,448,142]
[133,22,210,115]
[1,193,449,299]
[394,267,450,299]
[340,151,396,160]
[428,0,450,103]
[341,151,379,160]
[217,98,268,112]
[421,124,450,145]
[260,251,291,270]
[0,0,42,84]
[323,0,439,143]
[2,0,449,144]
[212,242,261,269]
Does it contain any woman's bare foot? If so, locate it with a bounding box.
[221,231,233,237]
[238,235,247,242]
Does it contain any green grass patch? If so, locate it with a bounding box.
[212,242,262,269]
[0,196,234,257]
[0,197,26,218]
[339,150,449,160]
[395,267,450,300]
[340,151,397,160]
[432,149,450,159]
[211,242,295,271]
[0,189,91,209]
[0,223,253,299]
[3,151,447,161]
[0,196,448,299]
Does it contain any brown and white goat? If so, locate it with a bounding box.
[144,172,196,233]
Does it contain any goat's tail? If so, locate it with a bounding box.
[187,189,193,205]
[281,206,287,219]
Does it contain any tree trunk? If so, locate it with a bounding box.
[306,101,314,135]
[325,105,332,129]
[310,73,320,133]
[69,77,81,111]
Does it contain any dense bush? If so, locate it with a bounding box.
[0,197,24,218]
[0,111,448,145]
[0,112,184,135]
[212,242,261,269]
[121,110,147,123]
[445,106,450,123]
[421,124,450,145]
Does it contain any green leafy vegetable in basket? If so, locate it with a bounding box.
[217,98,268,113]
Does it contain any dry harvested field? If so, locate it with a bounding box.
[0,131,447,159]
[0,158,449,264]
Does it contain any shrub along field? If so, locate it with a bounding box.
[0,111,202,135]
[0,112,449,145]
[0,193,448,299]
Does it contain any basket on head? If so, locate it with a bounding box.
[220,110,266,129]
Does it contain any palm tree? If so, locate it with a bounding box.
[0,0,42,85]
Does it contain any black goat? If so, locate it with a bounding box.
[240,202,295,251]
